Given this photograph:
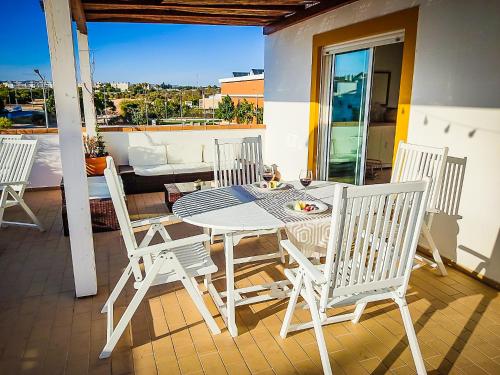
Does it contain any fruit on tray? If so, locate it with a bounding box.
[293,201,318,212]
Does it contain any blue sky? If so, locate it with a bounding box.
[0,1,264,85]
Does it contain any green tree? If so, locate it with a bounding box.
[94,92,115,115]
[0,117,13,129]
[255,107,263,124]
[46,94,56,115]
[215,95,235,122]
[0,97,4,111]
[235,99,255,124]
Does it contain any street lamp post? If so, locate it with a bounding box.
[34,69,49,129]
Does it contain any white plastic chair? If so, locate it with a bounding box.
[100,157,221,359]
[0,139,44,231]
[280,179,431,375]
[391,141,448,275]
[0,134,23,141]
[212,136,284,264]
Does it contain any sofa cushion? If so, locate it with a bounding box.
[133,164,174,177]
[128,145,167,167]
[167,144,202,164]
[170,162,213,175]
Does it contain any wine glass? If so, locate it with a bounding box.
[299,169,313,198]
[262,165,274,187]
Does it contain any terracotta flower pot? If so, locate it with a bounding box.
[85,156,107,176]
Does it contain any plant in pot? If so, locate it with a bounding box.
[83,127,108,176]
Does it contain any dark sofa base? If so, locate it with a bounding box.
[119,165,213,194]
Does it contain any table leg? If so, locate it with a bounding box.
[224,232,238,337]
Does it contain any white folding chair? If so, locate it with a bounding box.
[212,135,284,264]
[100,157,221,359]
[280,179,431,375]
[0,134,23,141]
[391,141,448,275]
[0,139,44,231]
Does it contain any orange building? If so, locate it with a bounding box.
[219,70,264,109]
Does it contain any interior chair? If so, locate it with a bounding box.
[0,139,44,231]
[100,156,220,359]
[280,179,431,375]
[212,135,284,264]
[391,141,449,275]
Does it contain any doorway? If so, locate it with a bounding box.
[316,32,404,185]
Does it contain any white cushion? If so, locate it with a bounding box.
[170,162,213,175]
[133,164,174,176]
[128,145,167,167]
[167,144,202,164]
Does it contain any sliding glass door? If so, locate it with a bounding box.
[328,48,371,184]
[316,31,403,185]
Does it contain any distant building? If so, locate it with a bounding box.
[199,93,222,110]
[219,69,264,109]
[1,80,52,89]
[110,82,130,91]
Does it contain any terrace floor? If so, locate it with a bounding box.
[0,190,499,375]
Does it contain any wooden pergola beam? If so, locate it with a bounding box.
[86,13,275,26]
[264,0,356,35]
[70,0,88,34]
[83,2,300,17]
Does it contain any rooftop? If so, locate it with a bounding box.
[1,190,499,374]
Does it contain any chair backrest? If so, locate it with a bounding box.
[104,157,138,254]
[213,135,263,187]
[0,134,23,141]
[436,156,467,216]
[391,141,448,212]
[320,179,431,309]
[0,139,38,194]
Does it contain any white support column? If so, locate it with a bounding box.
[43,0,97,297]
[77,30,97,137]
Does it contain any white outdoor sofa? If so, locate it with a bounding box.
[119,143,215,194]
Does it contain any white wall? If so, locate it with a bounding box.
[264,0,500,282]
[24,128,266,187]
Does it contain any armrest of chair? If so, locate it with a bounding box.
[131,233,211,258]
[131,215,177,228]
[0,181,27,187]
[280,239,326,285]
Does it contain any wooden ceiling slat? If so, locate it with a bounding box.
[264,0,355,34]
[85,14,273,26]
[71,0,88,34]
[83,3,298,17]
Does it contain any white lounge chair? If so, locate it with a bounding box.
[391,141,448,275]
[280,179,431,375]
[100,157,220,359]
[0,134,23,141]
[212,135,284,264]
[0,139,44,231]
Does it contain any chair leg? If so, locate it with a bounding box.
[352,302,367,323]
[101,264,133,313]
[421,223,447,276]
[276,229,285,264]
[181,275,221,335]
[0,190,8,228]
[303,276,332,375]
[100,255,166,359]
[397,298,427,375]
[280,271,303,338]
[13,191,44,232]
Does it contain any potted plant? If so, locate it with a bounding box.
[83,127,108,176]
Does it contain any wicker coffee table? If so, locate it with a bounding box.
[164,181,213,211]
[61,176,122,236]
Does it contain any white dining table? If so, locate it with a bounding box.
[172,180,337,337]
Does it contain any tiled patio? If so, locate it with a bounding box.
[0,190,499,375]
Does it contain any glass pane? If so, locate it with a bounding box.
[328,48,370,184]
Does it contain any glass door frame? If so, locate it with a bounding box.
[316,30,405,182]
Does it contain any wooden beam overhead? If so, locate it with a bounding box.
[83,2,299,17]
[70,0,88,34]
[85,14,272,26]
[264,0,356,35]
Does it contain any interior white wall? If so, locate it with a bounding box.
[373,43,403,108]
[264,0,500,282]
